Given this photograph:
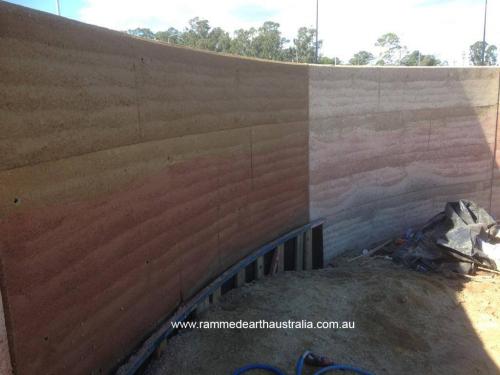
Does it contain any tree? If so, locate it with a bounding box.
[127,28,155,40]
[400,50,441,66]
[230,28,257,57]
[127,17,388,65]
[293,27,318,63]
[349,50,374,65]
[420,54,441,66]
[469,41,497,66]
[319,56,341,65]
[182,17,211,49]
[375,32,405,65]
[155,27,182,44]
[281,46,297,62]
[207,27,231,53]
[252,21,288,61]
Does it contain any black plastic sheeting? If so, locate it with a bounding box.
[393,200,499,274]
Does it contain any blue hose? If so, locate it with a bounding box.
[313,365,373,375]
[232,363,284,375]
[233,350,374,375]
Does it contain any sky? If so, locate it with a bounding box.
[6,0,500,65]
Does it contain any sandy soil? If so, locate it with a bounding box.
[145,257,500,375]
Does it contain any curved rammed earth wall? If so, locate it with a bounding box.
[0,3,309,374]
[309,66,500,259]
[1,2,500,374]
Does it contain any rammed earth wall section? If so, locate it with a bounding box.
[309,66,500,259]
[0,2,308,374]
[1,2,500,374]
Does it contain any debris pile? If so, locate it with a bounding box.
[355,200,500,275]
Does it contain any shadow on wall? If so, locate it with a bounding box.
[309,66,500,259]
[308,65,500,375]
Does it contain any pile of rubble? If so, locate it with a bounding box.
[355,200,500,275]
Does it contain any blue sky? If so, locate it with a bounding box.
[5,0,500,66]
[7,0,82,19]
[230,4,278,22]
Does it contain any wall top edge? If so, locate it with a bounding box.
[0,1,304,68]
[308,64,500,70]
[3,2,499,72]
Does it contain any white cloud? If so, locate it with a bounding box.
[79,0,500,65]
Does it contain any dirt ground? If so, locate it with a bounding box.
[145,256,500,375]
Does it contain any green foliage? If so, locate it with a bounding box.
[252,21,289,61]
[318,56,341,65]
[125,24,462,68]
[155,27,182,44]
[400,50,441,66]
[420,55,441,66]
[230,28,257,57]
[469,41,497,66]
[375,32,405,65]
[182,17,211,49]
[349,50,374,65]
[292,27,318,63]
[127,28,155,39]
[125,19,317,63]
[207,27,232,53]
